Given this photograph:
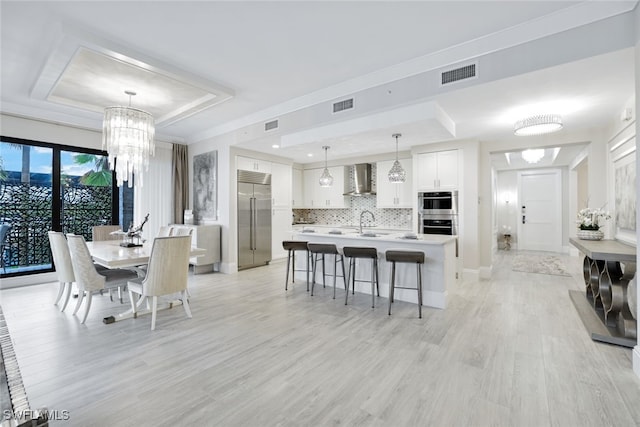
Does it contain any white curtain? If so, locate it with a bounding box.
[134,142,173,241]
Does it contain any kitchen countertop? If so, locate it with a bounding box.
[292,224,413,233]
[295,228,454,245]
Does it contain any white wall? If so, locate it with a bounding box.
[1,114,102,149]
[188,134,234,273]
[496,170,518,247]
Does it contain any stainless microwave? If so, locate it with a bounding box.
[418,191,458,215]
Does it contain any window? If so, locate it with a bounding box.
[0,136,127,277]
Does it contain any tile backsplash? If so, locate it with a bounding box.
[293,196,413,229]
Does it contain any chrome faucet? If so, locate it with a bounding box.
[359,210,375,234]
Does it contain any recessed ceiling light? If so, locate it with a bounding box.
[307,153,313,157]
[272,144,279,148]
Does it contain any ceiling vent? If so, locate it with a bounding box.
[333,98,354,113]
[264,119,279,131]
[441,63,477,85]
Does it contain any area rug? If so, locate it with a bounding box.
[512,254,570,276]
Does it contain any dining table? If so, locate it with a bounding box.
[84,239,206,325]
[85,239,206,269]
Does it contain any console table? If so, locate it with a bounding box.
[569,238,637,347]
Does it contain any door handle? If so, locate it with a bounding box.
[522,215,526,224]
[250,198,255,250]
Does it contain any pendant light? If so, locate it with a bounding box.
[388,133,406,183]
[318,146,333,187]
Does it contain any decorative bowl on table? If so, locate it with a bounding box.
[576,229,604,240]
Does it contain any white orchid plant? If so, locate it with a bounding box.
[577,207,611,230]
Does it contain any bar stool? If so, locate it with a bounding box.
[343,246,380,308]
[307,243,347,299]
[386,250,425,318]
[282,240,310,291]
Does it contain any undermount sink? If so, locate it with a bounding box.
[359,232,389,238]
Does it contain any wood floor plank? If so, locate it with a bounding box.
[1,250,639,426]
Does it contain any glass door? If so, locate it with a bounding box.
[0,137,121,277]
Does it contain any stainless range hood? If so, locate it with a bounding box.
[343,163,376,196]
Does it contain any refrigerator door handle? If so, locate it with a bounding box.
[252,197,258,250]
[249,197,255,250]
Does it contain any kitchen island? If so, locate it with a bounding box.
[291,229,457,309]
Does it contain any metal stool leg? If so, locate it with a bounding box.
[292,250,296,283]
[306,250,310,292]
[370,258,375,309]
[345,257,353,305]
[388,261,396,315]
[285,249,292,291]
[311,253,318,296]
[417,263,423,319]
[332,254,336,299]
[374,258,380,296]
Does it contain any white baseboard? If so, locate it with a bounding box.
[0,272,57,289]
[479,265,493,280]
[219,262,236,274]
[634,345,640,380]
[462,268,479,283]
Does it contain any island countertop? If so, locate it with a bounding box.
[291,230,457,309]
[294,229,456,245]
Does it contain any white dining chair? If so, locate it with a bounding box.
[172,227,193,236]
[47,231,75,312]
[92,225,122,241]
[66,234,138,324]
[127,235,193,330]
[157,226,173,237]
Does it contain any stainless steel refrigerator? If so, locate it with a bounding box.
[237,170,272,270]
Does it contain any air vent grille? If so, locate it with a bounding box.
[264,119,278,131]
[441,63,476,85]
[333,98,354,113]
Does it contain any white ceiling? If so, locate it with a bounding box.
[1,1,637,167]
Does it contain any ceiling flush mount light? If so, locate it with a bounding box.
[318,146,333,187]
[388,133,406,184]
[514,114,563,136]
[521,148,545,164]
[103,90,155,187]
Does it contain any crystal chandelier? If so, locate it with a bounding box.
[318,146,333,187]
[388,133,406,183]
[514,114,563,136]
[521,148,545,164]
[102,90,155,187]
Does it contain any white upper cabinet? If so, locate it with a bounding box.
[237,155,272,174]
[270,162,291,207]
[417,150,458,191]
[376,159,413,208]
[302,167,349,208]
[292,168,304,208]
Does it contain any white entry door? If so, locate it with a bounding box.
[517,169,562,252]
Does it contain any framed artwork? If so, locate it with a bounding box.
[193,150,217,222]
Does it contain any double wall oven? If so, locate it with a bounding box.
[418,191,458,235]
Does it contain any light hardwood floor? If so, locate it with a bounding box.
[2,250,639,426]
